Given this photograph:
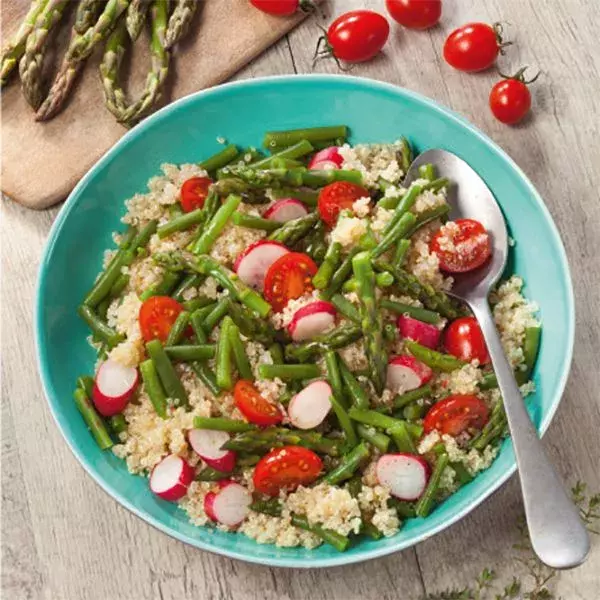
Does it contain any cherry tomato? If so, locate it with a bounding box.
[233,380,283,427]
[423,394,490,436]
[250,0,299,16]
[139,296,184,343]
[263,252,318,312]
[385,0,441,30]
[429,219,492,273]
[180,177,212,212]
[443,22,507,72]
[489,67,539,124]
[322,10,390,64]
[253,446,323,496]
[317,181,370,227]
[444,317,490,364]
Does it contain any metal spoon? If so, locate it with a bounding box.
[405,149,589,570]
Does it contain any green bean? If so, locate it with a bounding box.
[193,416,256,432]
[77,375,95,398]
[356,424,390,453]
[380,299,441,325]
[172,274,203,302]
[229,323,253,380]
[312,137,346,150]
[263,126,348,151]
[108,273,130,300]
[192,194,241,255]
[73,387,113,450]
[405,340,466,372]
[372,212,417,259]
[189,309,208,343]
[200,144,239,173]
[145,339,189,408]
[240,147,264,163]
[324,351,345,404]
[388,498,417,519]
[330,394,357,449]
[108,414,128,435]
[291,514,350,552]
[270,187,319,207]
[345,475,363,498]
[196,466,229,482]
[418,164,436,182]
[140,359,168,418]
[165,344,216,361]
[258,364,321,381]
[250,498,282,517]
[393,239,411,268]
[361,520,383,540]
[383,323,397,343]
[404,204,450,239]
[348,408,423,439]
[522,326,541,379]
[399,137,413,174]
[393,384,432,409]
[313,242,342,290]
[157,207,205,239]
[140,271,182,301]
[215,316,234,390]
[182,296,214,312]
[415,453,449,518]
[402,402,428,421]
[202,297,230,333]
[250,140,314,168]
[78,305,123,348]
[165,310,191,346]
[268,343,284,365]
[388,421,416,453]
[191,362,221,396]
[330,294,360,324]
[322,248,361,299]
[382,184,422,236]
[452,462,473,486]
[339,360,370,410]
[323,442,369,485]
[231,212,282,232]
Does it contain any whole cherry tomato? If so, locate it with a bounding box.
[444,317,490,364]
[490,67,540,124]
[443,22,509,72]
[385,0,441,30]
[250,0,300,16]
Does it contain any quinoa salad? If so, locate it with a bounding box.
[74,125,540,552]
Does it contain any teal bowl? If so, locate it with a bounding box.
[35,75,574,568]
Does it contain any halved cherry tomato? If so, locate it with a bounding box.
[429,219,492,273]
[250,0,299,16]
[253,446,323,496]
[139,296,184,342]
[385,0,441,30]
[263,252,318,312]
[317,181,370,227]
[444,317,490,364]
[180,177,212,212]
[423,394,490,436]
[233,380,283,427]
[443,22,507,72]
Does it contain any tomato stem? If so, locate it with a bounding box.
[493,21,513,54]
[498,65,541,85]
[312,30,353,72]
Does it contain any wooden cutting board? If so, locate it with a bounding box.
[1,0,309,209]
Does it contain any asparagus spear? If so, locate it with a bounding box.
[284,324,362,362]
[268,212,319,246]
[0,0,48,86]
[120,0,170,125]
[99,17,129,120]
[36,0,130,121]
[352,252,387,394]
[164,0,198,49]
[126,0,150,40]
[18,0,69,110]
[75,0,106,34]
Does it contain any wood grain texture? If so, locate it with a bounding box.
[2,0,600,598]
[0,0,310,209]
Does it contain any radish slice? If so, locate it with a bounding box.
[234,240,289,290]
[263,198,309,223]
[376,453,431,501]
[204,481,252,526]
[386,355,433,393]
[92,359,139,417]
[288,380,332,430]
[397,315,441,350]
[150,454,194,501]
[188,429,236,473]
[308,147,343,170]
[288,301,336,342]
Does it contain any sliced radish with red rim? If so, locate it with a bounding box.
[234,240,289,290]
[386,355,433,393]
[288,301,336,342]
[150,454,194,501]
[188,429,236,473]
[397,315,441,350]
[288,380,332,430]
[376,453,431,501]
[204,480,252,526]
[263,199,309,222]
[92,359,139,416]
[308,147,344,170]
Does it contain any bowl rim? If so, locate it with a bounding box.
[34,73,575,568]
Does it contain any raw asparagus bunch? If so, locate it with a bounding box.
[99,18,129,119]
[74,0,107,34]
[125,0,150,40]
[0,0,47,86]
[36,0,130,121]
[18,0,69,110]
[164,0,198,49]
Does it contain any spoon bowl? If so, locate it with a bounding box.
[406,149,590,570]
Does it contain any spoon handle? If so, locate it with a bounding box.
[470,299,589,569]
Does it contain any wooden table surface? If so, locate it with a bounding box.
[2,1,599,598]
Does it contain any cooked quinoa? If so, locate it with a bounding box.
[76,135,540,552]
